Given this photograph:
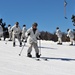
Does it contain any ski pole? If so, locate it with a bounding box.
[39,39,41,56]
[19,42,25,56]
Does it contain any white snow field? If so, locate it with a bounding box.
[0,39,75,75]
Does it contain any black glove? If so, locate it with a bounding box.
[28,33,30,36]
[25,38,27,43]
[36,35,41,40]
[19,32,22,37]
[12,30,13,32]
[25,40,27,43]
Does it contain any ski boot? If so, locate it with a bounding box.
[57,43,62,45]
[70,43,73,46]
[27,53,32,58]
[13,42,15,47]
[59,43,62,45]
[36,53,40,58]
[9,39,12,41]
[57,43,60,45]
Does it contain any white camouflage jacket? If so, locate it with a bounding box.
[11,25,21,35]
[56,29,62,38]
[0,25,3,34]
[22,27,27,35]
[67,30,74,39]
[25,27,40,44]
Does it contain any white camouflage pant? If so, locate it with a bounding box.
[58,37,62,43]
[9,32,12,40]
[70,38,74,44]
[21,33,26,40]
[27,42,39,54]
[12,34,21,43]
[0,33,3,39]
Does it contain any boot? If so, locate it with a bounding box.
[9,39,12,41]
[57,43,60,45]
[57,43,62,45]
[20,42,22,47]
[59,43,62,45]
[36,53,40,58]
[13,42,15,47]
[70,43,73,46]
[27,53,32,58]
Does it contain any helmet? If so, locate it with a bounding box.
[56,27,59,29]
[23,24,26,27]
[32,22,38,27]
[15,22,19,25]
[67,29,69,32]
[8,24,11,27]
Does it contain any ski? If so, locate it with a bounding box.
[35,58,41,61]
[29,57,48,61]
[35,58,48,61]
[41,58,48,61]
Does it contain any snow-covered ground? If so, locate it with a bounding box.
[0,39,75,75]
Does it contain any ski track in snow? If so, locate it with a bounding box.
[0,39,75,75]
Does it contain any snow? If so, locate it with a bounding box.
[0,39,75,75]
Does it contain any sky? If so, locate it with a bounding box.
[0,0,75,33]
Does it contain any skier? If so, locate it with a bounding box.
[25,23,40,58]
[21,25,27,42]
[56,27,62,45]
[8,24,12,41]
[11,22,22,47]
[67,29,74,45]
[0,24,3,40]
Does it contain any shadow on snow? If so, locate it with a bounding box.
[41,57,75,61]
[38,46,57,50]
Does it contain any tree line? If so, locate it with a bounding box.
[40,31,72,42]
